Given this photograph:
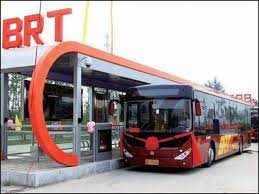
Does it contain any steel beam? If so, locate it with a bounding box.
[1,73,9,159]
[73,54,82,163]
[88,86,94,150]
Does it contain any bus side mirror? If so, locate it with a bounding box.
[195,101,202,116]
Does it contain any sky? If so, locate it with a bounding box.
[1,1,258,99]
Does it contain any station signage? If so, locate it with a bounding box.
[2,8,72,49]
[231,93,252,103]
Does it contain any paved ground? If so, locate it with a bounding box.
[2,143,258,193]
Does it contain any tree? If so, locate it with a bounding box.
[205,77,225,92]
[82,101,89,125]
[8,73,25,120]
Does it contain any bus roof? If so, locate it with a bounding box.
[131,84,249,106]
[191,84,250,106]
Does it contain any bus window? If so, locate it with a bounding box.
[127,103,138,128]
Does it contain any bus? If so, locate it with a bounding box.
[120,84,252,168]
[251,107,258,142]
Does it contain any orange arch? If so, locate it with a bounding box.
[28,41,191,166]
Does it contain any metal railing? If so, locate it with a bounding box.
[2,123,124,159]
[4,124,76,156]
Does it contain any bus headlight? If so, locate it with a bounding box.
[123,148,133,158]
[174,148,191,160]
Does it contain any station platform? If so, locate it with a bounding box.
[1,149,121,188]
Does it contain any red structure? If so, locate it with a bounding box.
[2,8,72,49]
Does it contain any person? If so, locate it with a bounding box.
[179,118,190,127]
[178,112,191,132]
[6,118,15,130]
[155,112,165,132]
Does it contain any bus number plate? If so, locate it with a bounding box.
[145,159,159,166]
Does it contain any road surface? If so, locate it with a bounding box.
[2,143,258,193]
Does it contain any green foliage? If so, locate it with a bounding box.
[82,101,89,124]
[205,77,225,92]
[8,74,25,120]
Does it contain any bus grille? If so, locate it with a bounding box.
[124,133,190,148]
[159,136,190,148]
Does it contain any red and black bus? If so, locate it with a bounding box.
[120,84,252,168]
[251,107,258,142]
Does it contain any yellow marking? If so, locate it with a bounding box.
[145,159,159,166]
[218,135,232,155]
[82,1,90,44]
[110,0,114,54]
[15,114,21,132]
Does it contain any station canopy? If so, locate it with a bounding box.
[1,42,187,92]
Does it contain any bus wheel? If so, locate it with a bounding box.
[238,138,243,155]
[121,159,130,168]
[205,145,215,167]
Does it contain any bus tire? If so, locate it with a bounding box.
[121,159,129,168]
[205,144,215,167]
[238,137,243,155]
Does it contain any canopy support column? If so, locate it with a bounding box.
[73,55,82,163]
[88,86,94,151]
[1,73,9,159]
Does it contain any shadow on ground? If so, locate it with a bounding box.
[125,148,257,175]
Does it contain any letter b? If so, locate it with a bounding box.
[2,18,23,49]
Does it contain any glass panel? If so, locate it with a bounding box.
[126,99,192,133]
[94,93,107,122]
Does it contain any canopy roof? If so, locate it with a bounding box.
[1,41,248,104]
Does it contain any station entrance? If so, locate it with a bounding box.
[1,41,181,167]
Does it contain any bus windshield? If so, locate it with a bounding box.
[126,99,192,133]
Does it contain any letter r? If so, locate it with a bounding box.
[24,14,44,47]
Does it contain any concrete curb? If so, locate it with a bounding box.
[1,159,122,187]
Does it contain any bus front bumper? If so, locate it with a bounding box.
[123,147,194,169]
